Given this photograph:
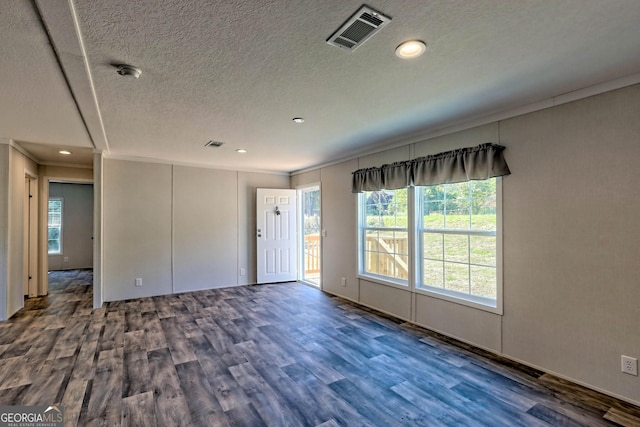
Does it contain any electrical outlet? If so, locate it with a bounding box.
[63,257,69,263]
[240,268,246,276]
[621,355,638,376]
[135,278,143,287]
[341,277,347,287]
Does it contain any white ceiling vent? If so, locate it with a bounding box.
[327,6,391,51]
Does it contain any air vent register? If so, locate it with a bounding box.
[327,6,391,51]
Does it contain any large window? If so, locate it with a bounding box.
[417,179,499,309]
[48,198,63,254]
[353,144,508,313]
[356,179,501,312]
[359,189,409,284]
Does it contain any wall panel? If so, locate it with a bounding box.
[173,166,238,292]
[414,293,502,352]
[321,160,358,300]
[103,159,172,300]
[500,84,640,402]
[360,280,411,321]
[0,144,9,320]
[414,123,499,157]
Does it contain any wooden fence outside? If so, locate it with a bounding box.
[364,235,409,279]
[303,234,408,279]
[304,234,320,274]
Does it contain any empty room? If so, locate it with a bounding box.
[1,1,640,426]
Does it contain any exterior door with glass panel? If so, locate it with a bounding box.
[256,188,297,283]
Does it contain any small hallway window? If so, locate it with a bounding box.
[48,198,63,254]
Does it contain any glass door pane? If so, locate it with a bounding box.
[300,186,321,286]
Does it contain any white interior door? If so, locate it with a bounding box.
[257,188,297,284]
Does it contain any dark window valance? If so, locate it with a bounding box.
[352,143,510,193]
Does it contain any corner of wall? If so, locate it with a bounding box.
[0,144,9,320]
[93,152,103,309]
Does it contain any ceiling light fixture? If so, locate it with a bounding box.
[395,40,426,59]
[115,64,142,78]
[236,149,247,154]
[292,117,305,123]
[59,150,72,155]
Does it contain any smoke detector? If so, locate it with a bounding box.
[115,64,142,78]
[327,6,391,51]
[204,140,225,148]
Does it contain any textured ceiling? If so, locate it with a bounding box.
[0,1,91,148]
[3,0,640,173]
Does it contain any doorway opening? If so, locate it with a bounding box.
[299,185,321,287]
[46,181,94,294]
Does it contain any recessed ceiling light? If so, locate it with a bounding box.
[292,117,305,123]
[236,149,247,154]
[395,40,426,59]
[59,150,72,155]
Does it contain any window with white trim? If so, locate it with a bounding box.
[359,189,409,285]
[48,198,63,254]
[417,178,500,308]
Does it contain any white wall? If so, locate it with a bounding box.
[102,159,289,300]
[500,85,640,403]
[103,160,173,300]
[173,166,238,292]
[4,145,38,318]
[0,143,8,320]
[317,160,359,300]
[93,153,103,309]
[48,183,93,270]
[294,83,640,404]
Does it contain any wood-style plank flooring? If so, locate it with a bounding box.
[1,269,639,426]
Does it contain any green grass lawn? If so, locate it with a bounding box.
[366,214,497,299]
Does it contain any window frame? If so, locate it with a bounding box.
[48,197,63,255]
[414,178,503,314]
[357,189,411,288]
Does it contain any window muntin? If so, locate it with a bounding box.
[48,198,63,254]
[359,189,409,284]
[417,179,498,305]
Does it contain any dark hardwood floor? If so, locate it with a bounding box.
[0,270,639,426]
